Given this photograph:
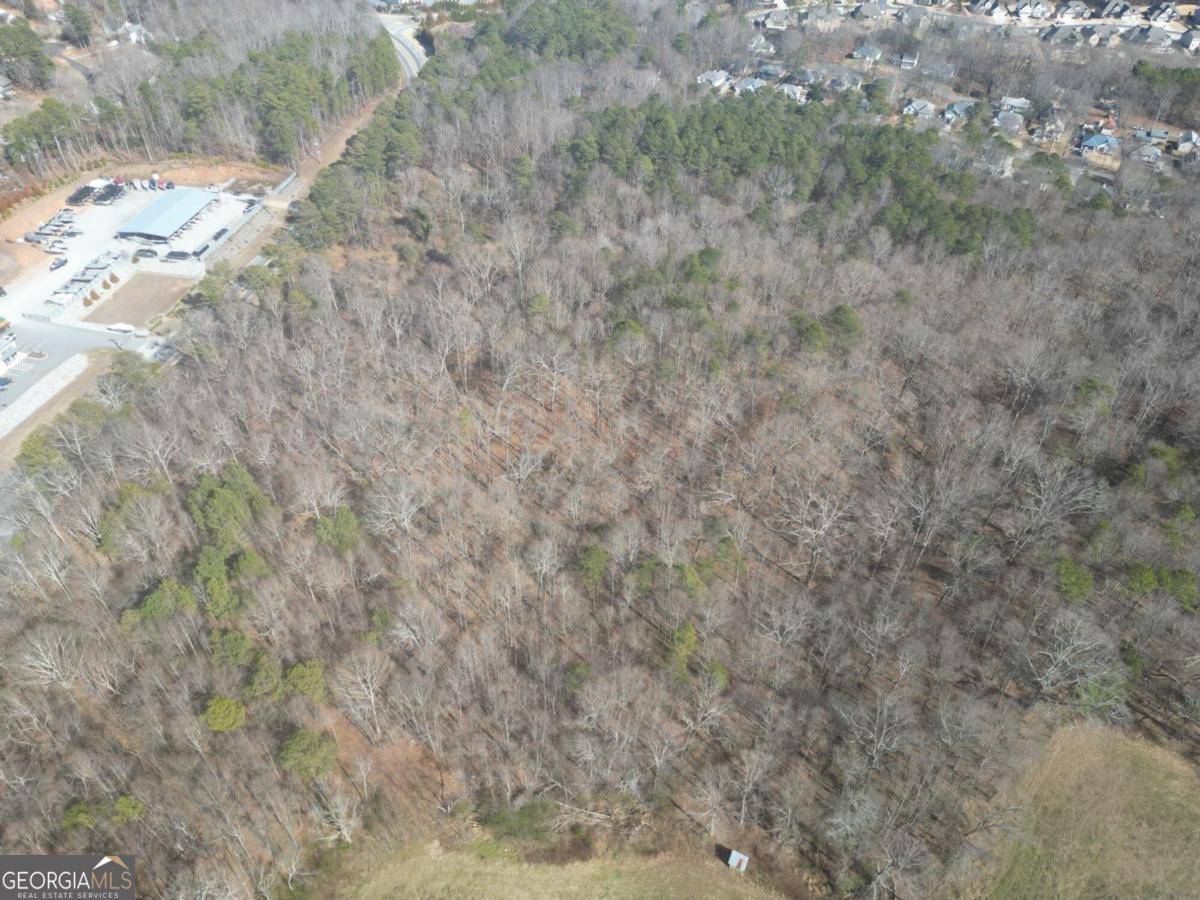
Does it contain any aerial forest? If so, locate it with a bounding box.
[3,0,1200,897]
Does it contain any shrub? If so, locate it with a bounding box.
[284,659,326,702]
[790,310,829,354]
[1056,557,1093,602]
[824,304,863,347]
[202,696,246,733]
[245,654,283,702]
[211,630,255,668]
[316,505,361,554]
[478,795,556,842]
[576,544,610,592]
[666,622,698,683]
[61,801,99,832]
[279,728,337,780]
[109,795,144,827]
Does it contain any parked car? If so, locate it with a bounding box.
[50,257,67,271]
[213,228,229,240]
[134,248,158,259]
[66,186,94,205]
[106,323,135,334]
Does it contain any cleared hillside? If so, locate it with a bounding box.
[969,725,1200,899]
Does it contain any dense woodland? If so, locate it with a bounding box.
[5,1,1200,897]
[0,0,399,173]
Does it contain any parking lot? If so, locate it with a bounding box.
[0,176,264,436]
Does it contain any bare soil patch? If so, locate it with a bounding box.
[85,273,194,326]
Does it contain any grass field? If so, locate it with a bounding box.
[345,840,783,900]
[971,724,1200,899]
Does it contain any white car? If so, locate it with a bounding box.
[106,323,135,334]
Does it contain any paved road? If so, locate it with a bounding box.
[378,14,428,82]
[1,319,147,408]
[0,18,427,433]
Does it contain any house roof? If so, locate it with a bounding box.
[117,188,216,241]
[1081,133,1120,150]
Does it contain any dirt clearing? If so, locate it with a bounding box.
[85,273,194,326]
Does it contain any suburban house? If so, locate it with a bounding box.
[897,7,928,27]
[1176,130,1200,153]
[903,98,936,118]
[1082,23,1125,46]
[1100,0,1141,21]
[696,69,730,89]
[762,9,791,30]
[894,49,921,68]
[851,43,883,64]
[1043,24,1085,45]
[853,2,888,21]
[1126,25,1176,51]
[1000,96,1033,114]
[830,73,864,92]
[1081,133,1121,155]
[732,76,767,95]
[1057,0,1091,20]
[943,99,977,125]
[1132,127,1172,145]
[1012,0,1054,19]
[1179,29,1200,52]
[970,0,1010,19]
[993,109,1025,135]
[748,33,773,54]
[1146,1,1177,23]
[776,83,807,102]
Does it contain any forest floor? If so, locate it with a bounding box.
[950,723,1200,899]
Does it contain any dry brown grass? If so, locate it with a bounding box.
[84,273,195,327]
[956,724,1200,900]
[346,840,785,900]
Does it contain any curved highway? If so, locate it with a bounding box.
[378,14,428,83]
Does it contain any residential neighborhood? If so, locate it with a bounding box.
[723,0,1200,193]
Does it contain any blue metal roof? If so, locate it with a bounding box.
[117,188,216,241]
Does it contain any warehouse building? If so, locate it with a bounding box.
[116,188,218,243]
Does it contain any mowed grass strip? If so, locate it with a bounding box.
[351,843,783,900]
